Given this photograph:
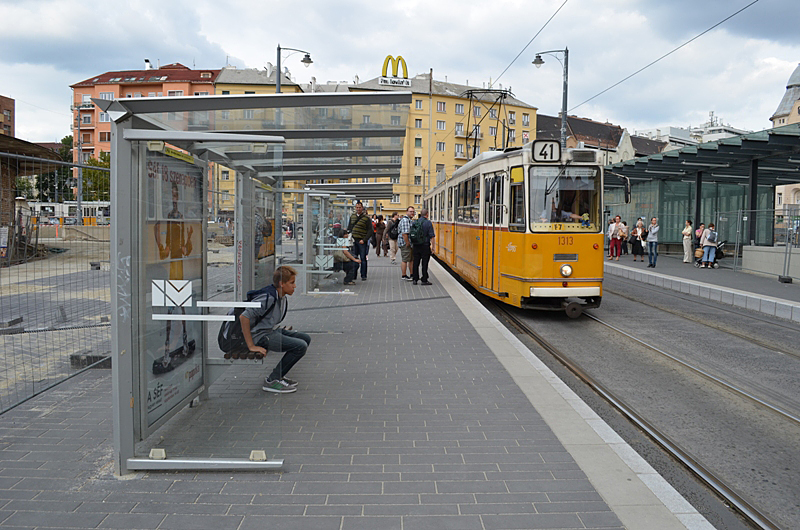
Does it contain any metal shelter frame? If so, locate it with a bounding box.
[605,123,800,244]
[96,91,411,475]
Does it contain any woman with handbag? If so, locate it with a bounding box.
[630,220,646,262]
[682,219,693,263]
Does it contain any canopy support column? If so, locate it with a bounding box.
[694,171,703,228]
[747,159,758,244]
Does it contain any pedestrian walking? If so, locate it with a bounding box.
[240,266,310,394]
[699,223,718,268]
[385,212,400,263]
[646,217,660,268]
[347,201,373,281]
[608,215,622,260]
[410,208,435,285]
[682,219,693,263]
[620,221,629,255]
[374,215,386,257]
[398,206,415,280]
[630,220,646,262]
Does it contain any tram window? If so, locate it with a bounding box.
[509,183,525,232]
[447,187,453,221]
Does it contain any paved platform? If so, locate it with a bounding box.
[605,252,800,322]
[0,257,712,529]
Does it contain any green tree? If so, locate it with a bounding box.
[82,151,111,201]
[15,177,35,199]
[36,135,72,203]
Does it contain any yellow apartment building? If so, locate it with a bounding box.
[349,57,537,216]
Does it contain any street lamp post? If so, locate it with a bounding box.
[276,44,313,93]
[532,47,569,150]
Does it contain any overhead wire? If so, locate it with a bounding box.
[569,0,760,112]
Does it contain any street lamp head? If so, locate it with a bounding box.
[532,54,544,68]
[301,53,313,67]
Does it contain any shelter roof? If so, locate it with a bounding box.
[93,91,411,199]
[605,123,800,187]
[0,135,64,173]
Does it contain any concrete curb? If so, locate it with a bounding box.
[430,260,712,530]
[605,262,800,323]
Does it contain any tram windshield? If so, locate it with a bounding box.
[529,166,601,232]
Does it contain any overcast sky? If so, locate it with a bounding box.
[2,0,798,142]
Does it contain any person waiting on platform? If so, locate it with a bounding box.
[240,266,310,394]
[699,223,718,269]
[333,228,360,285]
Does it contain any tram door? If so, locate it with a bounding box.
[482,174,503,292]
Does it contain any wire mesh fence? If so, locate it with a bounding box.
[1,150,111,413]
[716,207,800,280]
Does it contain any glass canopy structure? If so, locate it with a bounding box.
[96,91,411,474]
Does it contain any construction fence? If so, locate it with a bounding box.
[1,151,111,413]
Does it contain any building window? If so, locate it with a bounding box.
[489,109,497,119]
[522,113,530,126]
[390,176,400,184]
[455,123,464,135]
[509,111,516,124]
[221,170,230,181]
[221,90,230,95]
[509,129,516,142]
[98,112,110,123]
[414,138,422,148]
[414,194,422,204]
[455,103,464,115]
[455,144,464,156]
[415,99,422,109]
[777,193,783,205]
[414,157,422,166]
[437,101,446,112]
[99,132,111,142]
[220,110,230,120]
[414,176,422,185]
[167,90,183,97]
[99,92,114,100]
[473,106,481,117]
[363,115,371,124]
[243,109,254,119]
[81,114,91,124]
[391,115,401,125]
[489,126,497,137]
[436,142,445,152]
[391,155,402,164]
[194,91,209,96]
[436,163,445,172]
[391,194,400,203]
[415,119,422,128]
[81,133,91,144]
[437,120,446,130]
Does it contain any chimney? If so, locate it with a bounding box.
[144,59,153,70]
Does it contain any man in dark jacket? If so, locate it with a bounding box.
[411,208,436,285]
[347,201,374,281]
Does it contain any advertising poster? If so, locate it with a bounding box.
[143,150,205,427]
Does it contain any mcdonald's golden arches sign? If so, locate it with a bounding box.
[379,55,411,87]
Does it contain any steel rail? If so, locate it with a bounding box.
[495,304,783,530]
[584,313,800,427]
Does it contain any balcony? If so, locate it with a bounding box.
[454,151,467,160]
[71,102,95,111]
[454,130,466,138]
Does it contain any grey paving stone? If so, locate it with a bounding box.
[226,504,307,516]
[158,514,245,530]
[341,515,403,530]
[130,501,230,515]
[458,503,538,514]
[97,513,166,528]
[2,511,106,528]
[578,510,625,528]
[402,514,484,530]
[482,513,584,529]
[238,515,343,530]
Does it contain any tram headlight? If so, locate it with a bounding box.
[560,264,573,278]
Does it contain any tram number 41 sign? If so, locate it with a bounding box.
[532,140,561,163]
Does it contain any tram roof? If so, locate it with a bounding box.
[93,91,411,195]
[604,123,800,188]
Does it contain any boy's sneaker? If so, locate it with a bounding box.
[281,376,298,388]
[402,275,412,281]
[263,378,296,393]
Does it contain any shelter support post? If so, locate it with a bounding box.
[747,160,758,245]
[694,171,703,228]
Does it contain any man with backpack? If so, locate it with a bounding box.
[239,266,310,393]
[397,206,416,280]
[410,208,436,286]
[346,201,373,282]
[385,212,400,264]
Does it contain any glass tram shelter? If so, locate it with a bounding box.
[98,91,409,474]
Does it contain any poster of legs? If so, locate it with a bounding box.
[143,150,205,427]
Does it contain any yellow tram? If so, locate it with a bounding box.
[425,140,623,318]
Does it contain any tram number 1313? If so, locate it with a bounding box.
[558,236,574,246]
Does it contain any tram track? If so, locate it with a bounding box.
[493,303,784,530]
[603,281,800,361]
